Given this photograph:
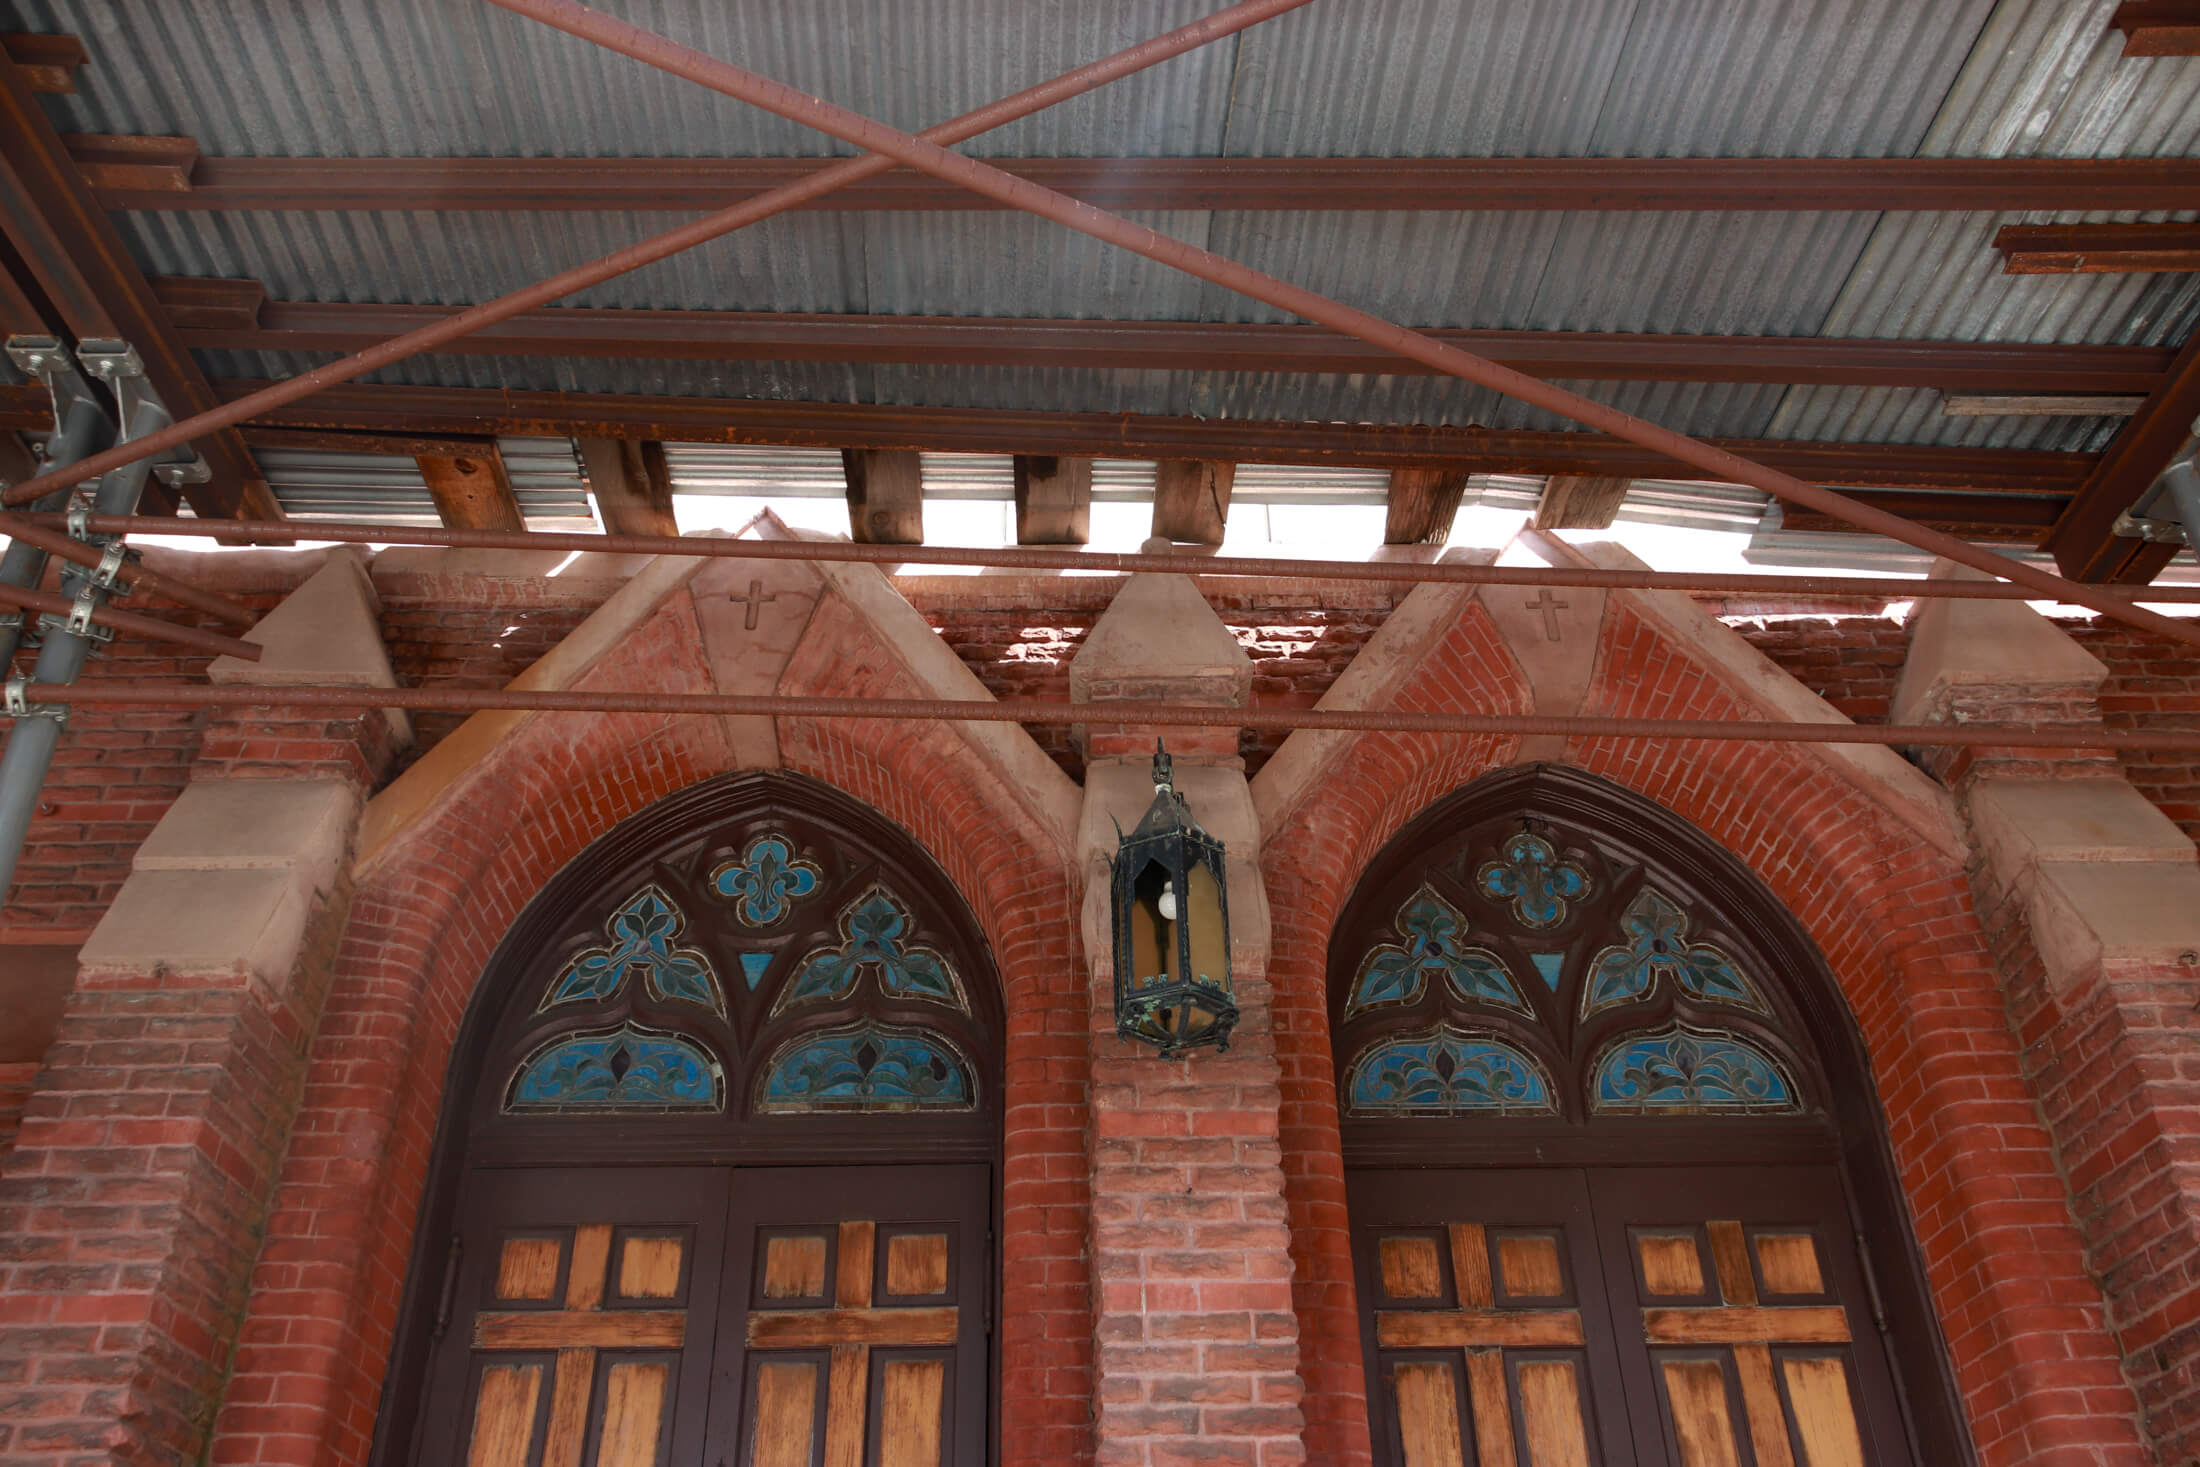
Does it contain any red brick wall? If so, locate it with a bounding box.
[0,1059,36,1161]
[378,600,593,772]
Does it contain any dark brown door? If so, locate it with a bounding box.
[421,1164,989,1467]
[1352,1166,1907,1467]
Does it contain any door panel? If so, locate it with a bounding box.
[1352,1169,1632,1467]
[1353,1166,1913,1467]
[713,1165,990,1467]
[425,1169,732,1467]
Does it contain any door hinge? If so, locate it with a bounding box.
[433,1235,464,1340]
[984,1227,995,1337]
[1854,1231,1888,1334]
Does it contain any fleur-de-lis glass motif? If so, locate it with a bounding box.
[1581,887,1763,1018]
[1590,1024,1797,1114]
[711,833,822,928]
[777,886,968,1014]
[543,886,724,1015]
[1477,832,1589,930]
[1347,886,1530,1016]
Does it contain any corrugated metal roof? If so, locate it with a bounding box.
[259,436,590,524]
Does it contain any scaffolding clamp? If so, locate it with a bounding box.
[3,675,66,725]
[75,338,208,487]
[37,584,114,645]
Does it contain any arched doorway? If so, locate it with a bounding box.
[373,773,1001,1467]
[1329,768,1969,1467]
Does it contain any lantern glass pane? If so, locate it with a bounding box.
[1129,858,1172,990]
[1185,862,1229,995]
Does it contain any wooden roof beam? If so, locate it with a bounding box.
[1012,455,1091,545]
[1533,476,1633,532]
[2113,2,2200,55]
[1384,467,1469,544]
[1152,459,1234,545]
[576,436,679,537]
[843,449,922,545]
[1995,222,2200,274]
[70,145,2200,214]
[416,443,524,531]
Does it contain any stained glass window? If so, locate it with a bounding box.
[758,1021,975,1112]
[1581,887,1763,1019]
[1345,1027,1556,1115]
[507,1022,723,1112]
[1589,1024,1798,1115]
[1346,886,1531,1017]
[711,833,822,927]
[541,885,724,1017]
[1476,832,1589,929]
[777,886,968,1014]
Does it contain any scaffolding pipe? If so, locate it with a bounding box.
[485,0,2200,653]
[0,364,109,668]
[0,513,258,626]
[0,0,1314,511]
[45,512,2200,607]
[4,680,2194,753]
[0,405,170,899]
[0,582,262,659]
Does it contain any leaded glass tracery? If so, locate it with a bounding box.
[757,1021,975,1112]
[1345,1026,1556,1115]
[1345,886,1531,1018]
[506,1022,723,1112]
[542,885,723,1016]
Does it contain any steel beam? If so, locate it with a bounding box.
[2045,326,2200,582]
[75,148,2200,215]
[151,284,2173,393]
[2113,1,2200,55]
[487,0,2200,648]
[12,679,2200,754]
[1995,222,2200,274]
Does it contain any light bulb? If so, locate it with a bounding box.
[1157,885,1179,921]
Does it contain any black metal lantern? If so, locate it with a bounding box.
[1112,742,1238,1056]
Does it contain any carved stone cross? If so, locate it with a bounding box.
[1525,589,1569,641]
[727,577,783,631]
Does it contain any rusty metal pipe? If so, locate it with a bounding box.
[0,512,258,626]
[0,581,262,659]
[44,512,2200,606]
[487,0,2200,651]
[5,680,2189,752]
[0,0,1314,511]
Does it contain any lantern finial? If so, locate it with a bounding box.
[1152,739,1173,793]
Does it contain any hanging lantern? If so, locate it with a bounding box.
[1112,742,1238,1056]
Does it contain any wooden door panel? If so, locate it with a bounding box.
[1585,1168,1908,1467]
[1351,1169,1629,1467]
[715,1165,989,1467]
[423,1169,731,1467]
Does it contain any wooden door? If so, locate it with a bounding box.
[713,1164,991,1467]
[1353,1169,1634,1467]
[1352,1167,1911,1467]
[1585,1168,1907,1467]
[423,1167,732,1467]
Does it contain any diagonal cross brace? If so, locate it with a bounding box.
[488,0,2200,653]
[0,0,1316,511]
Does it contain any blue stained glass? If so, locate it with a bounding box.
[778,887,967,1014]
[1590,1024,1798,1114]
[1529,952,1565,990]
[1347,887,1529,1016]
[1582,887,1763,1019]
[739,953,774,991]
[711,834,822,927]
[507,1022,722,1112]
[758,1021,974,1112]
[544,886,723,1016]
[1345,1027,1556,1116]
[1477,833,1589,930]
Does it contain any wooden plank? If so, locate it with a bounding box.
[577,436,680,537]
[1995,221,2200,274]
[2045,326,2200,582]
[1753,1234,1824,1297]
[616,1235,684,1301]
[1384,467,1469,544]
[1376,1308,1584,1350]
[842,449,923,545]
[1637,1233,1706,1298]
[763,1235,830,1302]
[821,1342,869,1467]
[877,1358,946,1467]
[77,149,2200,214]
[1639,1307,1850,1346]
[750,1360,822,1467]
[1660,1359,1744,1467]
[566,1224,611,1312]
[1942,393,2145,416]
[464,1362,545,1467]
[1516,1360,1592,1467]
[1781,1357,1867,1467]
[1463,1350,1515,1467]
[1379,1236,1447,1302]
[1495,1234,1564,1301]
[1533,475,1632,531]
[1732,1344,1797,1467]
[1447,1224,1495,1310]
[473,1311,686,1351]
[2114,1,2200,55]
[495,1237,563,1303]
[745,1307,960,1350]
[835,1221,876,1310]
[1011,454,1091,545]
[884,1233,949,1299]
[1152,458,1234,544]
[596,1361,668,1467]
[1705,1221,1757,1307]
[1392,1360,1468,1467]
[208,378,2106,490]
[417,444,527,532]
[538,1347,596,1467]
[2,34,87,94]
